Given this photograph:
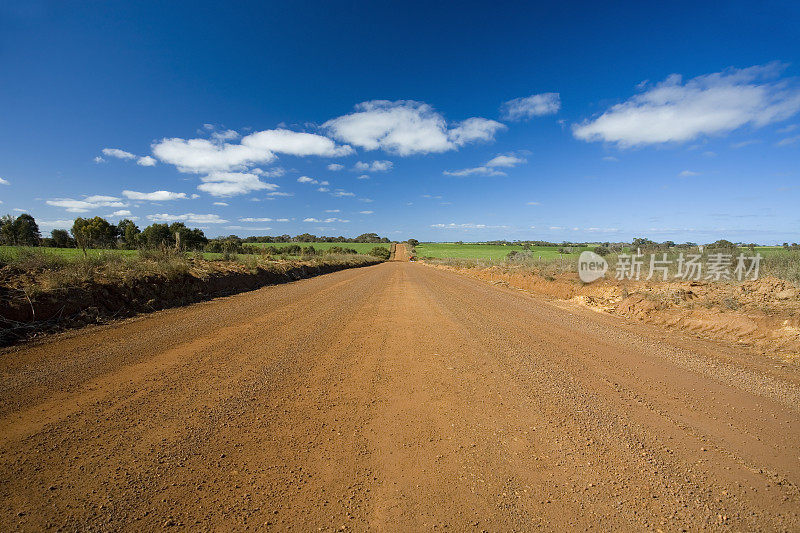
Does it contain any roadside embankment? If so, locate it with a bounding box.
[1,254,382,346]
[425,261,800,360]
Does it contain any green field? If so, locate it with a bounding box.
[1,243,391,262]
[248,242,390,254]
[414,243,595,260]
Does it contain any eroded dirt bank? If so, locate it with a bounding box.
[427,262,800,360]
[1,262,798,530]
[0,258,381,346]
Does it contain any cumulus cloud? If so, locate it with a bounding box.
[151,128,351,175]
[573,62,800,147]
[327,163,344,171]
[213,201,229,206]
[678,170,700,177]
[102,148,155,167]
[122,190,188,201]
[266,191,293,197]
[331,190,355,197]
[303,217,349,223]
[501,93,561,121]
[297,176,329,185]
[240,217,273,222]
[0,177,8,185]
[102,148,136,160]
[323,100,505,156]
[356,174,370,180]
[197,172,279,197]
[430,223,508,229]
[443,153,526,177]
[46,195,127,213]
[147,213,228,224]
[354,160,393,172]
[359,210,374,214]
[108,209,134,217]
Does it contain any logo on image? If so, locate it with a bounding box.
[578,251,608,283]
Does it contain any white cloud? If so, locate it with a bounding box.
[447,118,507,146]
[331,190,354,197]
[323,100,505,155]
[602,156,619,162]
[240,217,273,222]
[122,190,188,201]
[211,129,240,142]
[152,128,351,174]
[242,129,353,157]
[359,210,374,214]
[324,209,340,213]
[731,139,762,148]
[678,170,700,177]
[266,191,293,197]
[430,223,508,229]
[526,201,541,206]
[46,195,127,213]
[152,138,275,174]
[102,148,137,160]
[317,187,329,192]
[573,62,800,147]
[443,153,526,177]
[108,209,133,217]
[777,124,798,134]
[778,135,800,146]
[102,148,154,167]
[147,213,228,224]
[213,201,229,206]
[37,219,74,230]
[304,217,349,223]
[327,163,344,171]
[501,93,561,120]
[252,167,286,177]
[0,177,8,185]
[225,225,272,231]
[354,160,393,172]
[356,174,370,180]
[297,176,329,185]
[197,171,279,197]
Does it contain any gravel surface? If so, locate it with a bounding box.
[1,246,798,530]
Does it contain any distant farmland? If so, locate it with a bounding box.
[248,242,390,254]
[415,243,594,260]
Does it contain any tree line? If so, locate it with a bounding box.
[0,214,394,255]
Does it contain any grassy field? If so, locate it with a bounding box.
[1,243,391,262]
[414,243,595,260]
[248,242,390,254]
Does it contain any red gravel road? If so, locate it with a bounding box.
[1,259,798,530]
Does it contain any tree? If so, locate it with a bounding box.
[51,229,74,248]
[117,219,140,248]
[71,216,116,253]
[407,238,419,247]
[140,223,173,248]
[168,222,207,250]
[0,213,41,245]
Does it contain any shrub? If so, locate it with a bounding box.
[368,247,391,260]
[593,246,610,256]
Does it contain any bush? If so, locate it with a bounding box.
[368,247,391,260]
[593,246,610,256]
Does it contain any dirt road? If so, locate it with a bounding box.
[1,260,799,530]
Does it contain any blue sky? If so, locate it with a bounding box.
[1,0,799,243]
